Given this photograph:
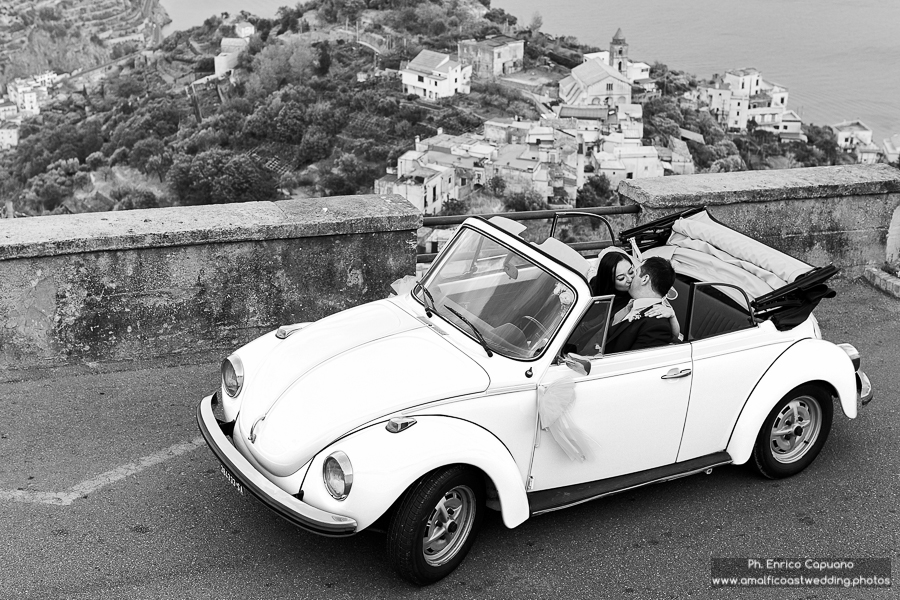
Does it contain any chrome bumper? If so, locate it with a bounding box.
[857,369,874,408]
[196,393,357,537]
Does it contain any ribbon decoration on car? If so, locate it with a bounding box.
[537,354,594,462]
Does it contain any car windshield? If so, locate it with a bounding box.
[415,227,576,359]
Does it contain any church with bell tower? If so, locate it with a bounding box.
[609,28,628,76]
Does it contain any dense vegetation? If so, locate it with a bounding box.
[0,0,863,217]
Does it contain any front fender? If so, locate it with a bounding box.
[726,339,857,465]
[299,416,530,531]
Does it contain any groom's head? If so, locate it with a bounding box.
[629,257,675,299]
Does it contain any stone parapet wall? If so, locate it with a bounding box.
[0,194,420,377]
[617,164,900,275]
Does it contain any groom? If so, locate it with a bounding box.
[603,256,677,354]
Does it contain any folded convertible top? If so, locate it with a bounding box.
[619,207,838,330]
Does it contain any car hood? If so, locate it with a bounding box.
[237,300,491,476]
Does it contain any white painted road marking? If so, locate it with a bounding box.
[0,436,206,506]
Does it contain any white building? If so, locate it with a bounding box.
[832,120,880,164]
[582,29,655,102]
[215,52,240,76]
[400,50,471,101]
[0,121,19,149]
[591,139,662,186]
[695,68,794,135]
[235,21,255,39]
[558,58,632,107]
[0,100,17,121]
[883,134,900,164]
[215,37,250,76]
[583,29,651,84]
[7,78,49,115]
[756,108,806,142]
[374,131,491,214]
[457,35,524,79]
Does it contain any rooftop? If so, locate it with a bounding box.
[727,67,760,77]
[405,49,459,76]
[558,105,615,120]
[570,58,630,87]
[459,35,521,49]
[832,120,872,133]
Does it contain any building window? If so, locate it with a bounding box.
[606,83,613,91]
[417,75,424,82]
[461,177,468,186]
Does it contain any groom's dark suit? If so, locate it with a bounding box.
[604,306,673,354]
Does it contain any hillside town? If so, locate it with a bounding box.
[0,0,897,219]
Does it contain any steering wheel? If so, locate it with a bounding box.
[521,315,549,340]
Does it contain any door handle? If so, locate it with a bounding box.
[661,368,692,379]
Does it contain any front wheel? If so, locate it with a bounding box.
[752,384,833,479]
[387,466,484,585]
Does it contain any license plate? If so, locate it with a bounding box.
[220,465,244,496]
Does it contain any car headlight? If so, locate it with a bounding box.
[323,451,353,501]
[221,355,244,398]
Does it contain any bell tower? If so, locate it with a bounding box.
[609,28,628,76]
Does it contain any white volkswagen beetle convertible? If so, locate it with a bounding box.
[197,207,873,585]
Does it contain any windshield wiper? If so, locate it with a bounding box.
[414,281,437,318]
[443,304,493,358]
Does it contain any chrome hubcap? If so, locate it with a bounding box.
[422,485,476,567]
[769,395,822,463]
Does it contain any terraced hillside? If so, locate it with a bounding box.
[0,0,169,88]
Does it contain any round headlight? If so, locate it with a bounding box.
[221,355,244,398]
[323,451,353,501]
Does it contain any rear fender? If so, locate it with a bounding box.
[726,339,856,465]
[299,416,530,531]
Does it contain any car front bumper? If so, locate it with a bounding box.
[196,393,358,537]
[857,368,874,408]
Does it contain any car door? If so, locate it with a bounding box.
[528,299,693,492]
[676,282,794,462]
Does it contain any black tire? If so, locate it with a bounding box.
[387,465,484,585]
[752,384,833,479]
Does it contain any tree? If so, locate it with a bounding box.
[576,174,613,208]
[746,118,758,136]
[316,41,332,76]
[108,75,146,99]
[709,154,746,173]
[298,126,333,164]
[246,38,315,97]
[167,150,278,205]
[85,152,106,171]
[529,12,543,34]
[504,188,549,212]
[486,175,506,196]
[129,137,165,174]
[440,197,469,216]
[114,189,160,210]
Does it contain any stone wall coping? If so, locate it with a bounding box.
[864,266,900,299]
[0,194,422,261]
[618,164,900,208]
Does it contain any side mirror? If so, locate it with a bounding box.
[562,353,591,376]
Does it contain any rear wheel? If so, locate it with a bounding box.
[387,466,484,585]
[752,384,833,479]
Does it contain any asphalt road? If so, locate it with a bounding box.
[0,278,896,600]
